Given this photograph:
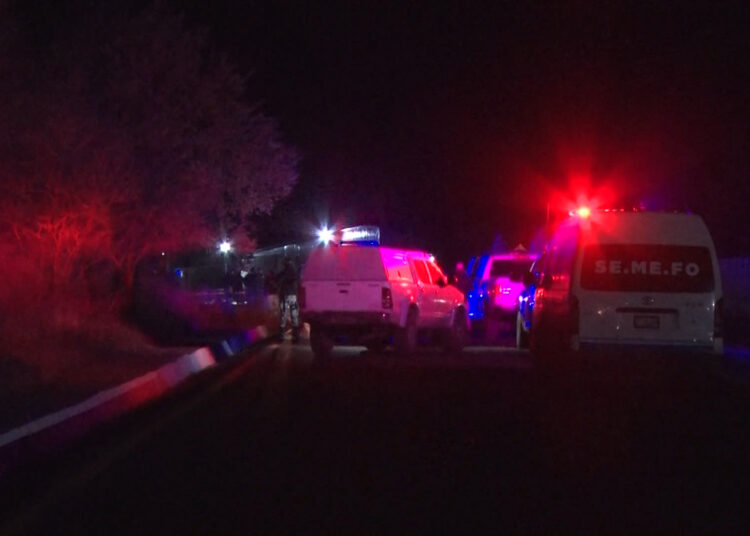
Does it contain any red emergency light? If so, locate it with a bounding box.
[573,206,591,218]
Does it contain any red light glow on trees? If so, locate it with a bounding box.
[0,2,298,314]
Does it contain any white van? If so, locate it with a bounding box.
[528,210,724,360]
[300,232,468,358]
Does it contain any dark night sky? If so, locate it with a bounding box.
[180,1,750,262]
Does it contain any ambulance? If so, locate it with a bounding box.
[528,209,724,360]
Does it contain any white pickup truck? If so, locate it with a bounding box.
[300,243,468,358]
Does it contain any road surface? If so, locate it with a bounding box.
[2,340,750,534]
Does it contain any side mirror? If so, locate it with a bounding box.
[436,277,447,288]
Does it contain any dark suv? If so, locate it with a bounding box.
[466,249,538,340]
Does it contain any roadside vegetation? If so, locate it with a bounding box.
[0,0,296,401]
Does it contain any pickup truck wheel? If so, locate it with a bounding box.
[444,309,468,353]
[516,313,529,349]
[310,326,333,359]
[395,309,418,355]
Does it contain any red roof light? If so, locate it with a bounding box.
[570,206,591,218]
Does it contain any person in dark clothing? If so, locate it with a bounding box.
[239,257,264,306]
[276,257,300,342]
[453,261,473,295]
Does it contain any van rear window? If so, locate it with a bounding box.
[581,244,714,292]
[490,259,535,281]
[302,247,387,281]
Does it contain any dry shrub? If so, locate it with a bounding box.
[0,241,148,382]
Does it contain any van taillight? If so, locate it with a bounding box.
[568,294,580,335]
[299,285,306,309]
[382,287,393,309]
[714,298,724,338]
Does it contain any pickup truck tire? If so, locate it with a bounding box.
[394,309,418,355]
[444,309,468,353]
[310,325,333,359]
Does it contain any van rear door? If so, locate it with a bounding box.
[577,244,717,345]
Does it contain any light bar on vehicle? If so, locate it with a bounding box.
[570,206,591,218]
[340,225,380,245]
[569,206,647,218]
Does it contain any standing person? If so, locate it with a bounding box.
[248,265,264,306]
[453,261,472,295]
[276,257,300,343]
[239,256,263,306]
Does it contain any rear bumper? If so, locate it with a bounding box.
[302,311,393,326]
[302,311,396,344]
[574,335,723,355]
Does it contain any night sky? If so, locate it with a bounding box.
[181,1,750,263]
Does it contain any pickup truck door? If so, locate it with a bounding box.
[427,260,454,324]
[410,258,436,325]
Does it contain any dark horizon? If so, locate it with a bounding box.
[35,0,750,262]
[278,4,744,255]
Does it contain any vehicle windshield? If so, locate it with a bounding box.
[580,244,714,292]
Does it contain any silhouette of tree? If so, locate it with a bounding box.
[0,1,298,308]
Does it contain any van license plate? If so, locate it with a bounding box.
[634,315,660,329]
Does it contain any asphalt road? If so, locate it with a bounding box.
[2,339,750,534]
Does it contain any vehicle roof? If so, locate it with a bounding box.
[380,247,433,258]
[302,245,436,281]
[472,251,538,281]
[560,211,715,247]
[485,252,538,261]
[306,244,431,256]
